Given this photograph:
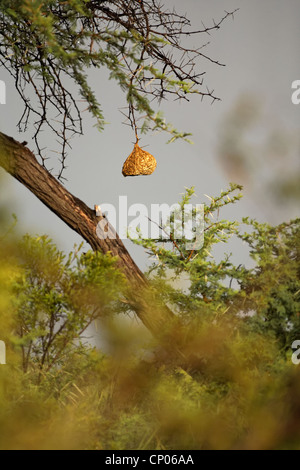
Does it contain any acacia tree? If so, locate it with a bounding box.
[0,0,237,336]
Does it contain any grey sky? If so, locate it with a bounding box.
[0,0,299,271]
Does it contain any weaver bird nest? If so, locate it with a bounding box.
[122,143,157,177]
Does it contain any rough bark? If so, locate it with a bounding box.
[0,132,177,336]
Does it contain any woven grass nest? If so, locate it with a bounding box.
[122,142,157,177]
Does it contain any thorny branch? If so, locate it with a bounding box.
[0,0,238,179]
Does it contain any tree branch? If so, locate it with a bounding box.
[0,131,178,336]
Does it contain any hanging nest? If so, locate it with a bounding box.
[122,142,157,177]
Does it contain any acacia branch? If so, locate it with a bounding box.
[0,131,178,337]
[0,1,238,178]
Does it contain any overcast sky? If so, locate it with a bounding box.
[0,0,299,271]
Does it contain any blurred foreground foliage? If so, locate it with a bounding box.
[0,183,300,450]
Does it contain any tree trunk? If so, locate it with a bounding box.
[0,132,177,336]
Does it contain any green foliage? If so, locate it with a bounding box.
[238,218,300,350]
[130,185,300,351]
[0,185,300,449]
[11,235,126,379]
[131,183,244,316]
[1,2,299,451]
[0,1,235,176]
